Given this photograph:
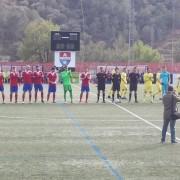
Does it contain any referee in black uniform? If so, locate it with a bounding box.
[112,67,121,103]
[128,67,139,103]
[96,67,106,103]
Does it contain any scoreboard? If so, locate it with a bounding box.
[51,31,80,51]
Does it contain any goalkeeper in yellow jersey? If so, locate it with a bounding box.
[143,68,154,103]
[120,67,128,99]
[176,76,180,95]
[153,69,162,100]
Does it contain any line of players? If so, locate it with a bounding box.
[0,64,176,104]
[0,65,57,103]
[80,66,139,103]
[80,65,172,103]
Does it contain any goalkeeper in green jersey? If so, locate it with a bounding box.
[60,66,73,103]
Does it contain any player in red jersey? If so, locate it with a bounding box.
[22,65,33,103]
[33,65,44,103]
[79,68,91,103]
[47,66,57,103]
[9,66,19,103]
[0,69,5,103]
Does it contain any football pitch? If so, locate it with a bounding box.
[0,84,180,180]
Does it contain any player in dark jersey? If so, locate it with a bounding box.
[112,67,121,103]
[96,67,106,103]
[128,67,139,103]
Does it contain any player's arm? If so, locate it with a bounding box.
[80,73,85,80]
[111,74,115,81]
[168,73,170,84]
[59,72,63,84]
[127,73,130,83]
[137,73,140,83]
[121,74,126,83]
[47,73,50,84]
[143,74,147,83]
[119,74,121,83]
[49,72,58,84]
[69,71,73,83]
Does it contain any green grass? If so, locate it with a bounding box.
[0,84,180,180]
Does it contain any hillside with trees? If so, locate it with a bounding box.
[0,0,180,62]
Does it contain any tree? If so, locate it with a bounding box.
[0,1,40,60]
[133,41,161,62]
[1,0,180,60]
[18,20,59,62]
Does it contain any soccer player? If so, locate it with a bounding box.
[9,66,19,103]
[160,66,170,96]
[33,65,44,103]
[120,67,128,99]
[96,67,106,103]
[22,65,33,103]
[47,66,57,103]
[107,69,115,99]
[143,68,154,103]
[128,67,139,103]
[0,69,5,103]
[153,68,162,100]
[79,68,91,103]
[112,67,121,103]
[60,66,73,103]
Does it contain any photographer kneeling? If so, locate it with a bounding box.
[161,86,180,144]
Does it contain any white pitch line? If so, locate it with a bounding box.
[0,116,70,121]
[110,102,180,141]
[73,84,180,141]
[0,116,25,119]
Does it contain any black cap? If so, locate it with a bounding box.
[168,85,174,92]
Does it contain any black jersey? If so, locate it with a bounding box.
[129,72,139,91]
[97,72,106,90]
[112,73,121,86]
[112,73,121,91]
[129,72,139,84]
